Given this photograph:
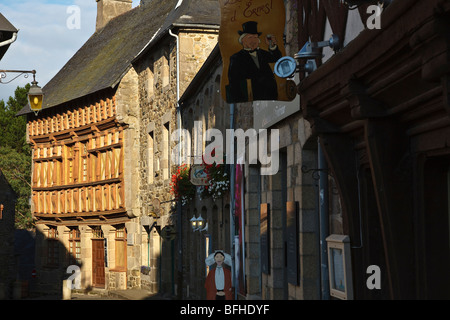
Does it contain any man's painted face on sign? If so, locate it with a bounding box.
[241,33,260,50]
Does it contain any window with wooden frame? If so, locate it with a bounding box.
[46,226,59,267]
[65,144,75,184]
[68,228,81,265]
[114,226,127,272]
[92,227,103,239]
[81,141,88,183]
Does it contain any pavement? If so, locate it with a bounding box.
[71,288,172,300]
[22,288,173,300]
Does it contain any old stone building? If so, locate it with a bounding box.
[177,45,233,299]
[16,0,219,296]
[174,0,392,301]
[133,0,219,294]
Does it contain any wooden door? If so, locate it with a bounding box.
[92,239,105,287]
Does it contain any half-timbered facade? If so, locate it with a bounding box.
[28,92,125,226]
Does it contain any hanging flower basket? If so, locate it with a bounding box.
[201,150,230,201]
[170,163,196,206]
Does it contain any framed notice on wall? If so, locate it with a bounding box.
[326,234,353,300]
[260,203,270,274]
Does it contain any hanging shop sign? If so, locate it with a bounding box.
[218,0,296,103]
[190,164,209,186]
[161,226,177,241]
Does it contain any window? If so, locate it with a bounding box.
[326,234,354,300]
[81,142,88,182]
[162,52,170,88]
[69,228,81,265]
[47,226,59,267]
[92,227,103,239]
[115,226,127,271]
[146,60,155,98]
[148,130,154,184]
[162,122,170,180]
[65,144,75,184]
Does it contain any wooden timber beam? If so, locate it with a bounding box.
[343,79,388,119]
[364,117,416,299]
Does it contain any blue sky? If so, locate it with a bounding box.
[0,0,139,103]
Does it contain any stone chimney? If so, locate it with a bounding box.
[96,0,133,31]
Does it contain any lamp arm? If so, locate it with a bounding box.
[0,69,36,84]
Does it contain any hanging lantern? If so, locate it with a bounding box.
[28,73,44,115]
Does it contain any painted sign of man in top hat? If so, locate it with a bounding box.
[226,21,282,103]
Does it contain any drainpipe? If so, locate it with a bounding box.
[168,27,182,299]
[229,103,236,299]
[318,138,330,299]
[0,32,18,48]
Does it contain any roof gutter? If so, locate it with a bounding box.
[0,32,18,48]
[171,23,220,30]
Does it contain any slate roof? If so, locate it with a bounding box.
[0,13,18,61]
[17,0,220,116]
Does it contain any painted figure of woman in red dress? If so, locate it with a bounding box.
[204,250,233,300]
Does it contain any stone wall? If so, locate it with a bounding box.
[135,28,218,294]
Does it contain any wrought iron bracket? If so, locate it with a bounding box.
[301,165,329,181]
[0,69,36,84]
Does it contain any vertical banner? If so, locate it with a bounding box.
[234,163,245,295]
[260,203,270,274]
[219,0,295,103]
[286,201,299,285]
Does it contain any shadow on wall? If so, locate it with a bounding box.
[6,228,81,300]
[12,229,35,299]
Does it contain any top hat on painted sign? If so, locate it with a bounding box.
[238,21,262,36]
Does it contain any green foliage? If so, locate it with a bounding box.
[0,84,33,229]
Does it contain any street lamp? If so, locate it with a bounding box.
[190,215,206,232]
[274,34,341,80]
[0,69,44,115]
[196,215,205,231]
[190,216,198,231]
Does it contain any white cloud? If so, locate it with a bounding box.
[0,0,139,103]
